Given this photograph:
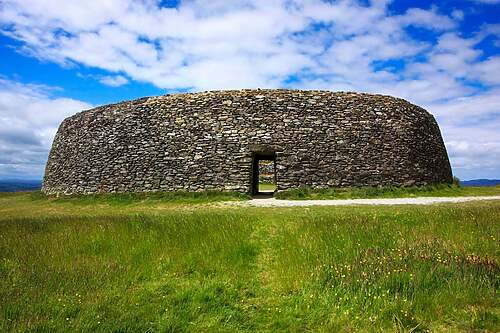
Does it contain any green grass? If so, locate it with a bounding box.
[0,191,249,220]
[0,192,499,332]
[35,190,250,204]
[259,182,276,191]
[275,183,500,200]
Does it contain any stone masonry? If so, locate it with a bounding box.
[42,89,453,195]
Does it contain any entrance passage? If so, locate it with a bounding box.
[252,152,276,196]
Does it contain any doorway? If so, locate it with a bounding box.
[252,152,276,196]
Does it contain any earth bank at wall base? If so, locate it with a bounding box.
[42,89,453,195]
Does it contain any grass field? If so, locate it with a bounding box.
[0,192,499,332]
[259,182,277,191]
[275,183,500,200]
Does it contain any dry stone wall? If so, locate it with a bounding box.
[42,89,453,195]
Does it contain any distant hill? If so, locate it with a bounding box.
[460,179,500,187]
[0,179,42,192]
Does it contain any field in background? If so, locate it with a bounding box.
[258,182,276,192]
[0,192,499,332]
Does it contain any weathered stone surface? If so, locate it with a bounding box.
[42,89,453,195]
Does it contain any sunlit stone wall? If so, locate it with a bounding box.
[42,89,452,195]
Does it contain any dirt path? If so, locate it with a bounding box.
[231,195,500,207]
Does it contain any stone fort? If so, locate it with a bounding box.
[42,89,452,195]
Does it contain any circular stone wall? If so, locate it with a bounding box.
[42,89,452,195]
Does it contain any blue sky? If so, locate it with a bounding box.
[0,0,499,180]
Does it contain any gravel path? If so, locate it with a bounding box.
[231,196,500,207]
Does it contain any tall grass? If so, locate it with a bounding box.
[263,206,499,331]
[0,193,499,331]
[1,211,259,332]
[35,190,250,204]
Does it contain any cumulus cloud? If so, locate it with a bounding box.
[426,89,500,179]
[0,79,91,178]
[0,0,499,179]
[397,7,456,30]
[99,75,129,87]
[451,10,464,21]
[0,0,464,92]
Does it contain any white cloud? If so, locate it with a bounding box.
[99,75,129,87]
[0,0,463,91]
[397,7,456,30]
[0,0,499,179]
[451,9,464,21]
[0,78,91,178]
[426,89,500,179]
[428,88,500,123]
[445,134,500,180]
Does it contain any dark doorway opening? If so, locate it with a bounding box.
[252,152,276,196]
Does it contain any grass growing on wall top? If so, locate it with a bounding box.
[0,192,499,332]
[275,183,500,200]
